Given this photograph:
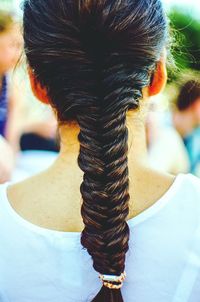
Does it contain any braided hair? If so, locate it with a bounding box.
[23,1,168,301]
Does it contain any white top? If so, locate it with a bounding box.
[0,173,200,302]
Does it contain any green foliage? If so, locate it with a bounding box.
[168,8,200,82]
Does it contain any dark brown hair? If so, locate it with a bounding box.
[23,1,168,301]
[176,80,200,111]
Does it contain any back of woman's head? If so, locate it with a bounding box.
[23,1,168,301]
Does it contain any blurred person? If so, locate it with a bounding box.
[0,10,23,182]
[173,80,200,176]
[20,113,60,152]
[16,98,60,179]
[146,101,190,174]
[19,87,60,152]
[0,1,200,302]
[0,11,58,182]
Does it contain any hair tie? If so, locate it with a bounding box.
[99,272,126,289]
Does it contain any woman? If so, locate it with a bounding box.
[173,80,200,176]
[0,1,200,301]
[0,11,23,182]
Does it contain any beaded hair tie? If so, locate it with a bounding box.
[99,271,126,289]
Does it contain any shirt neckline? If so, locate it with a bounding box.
[1,173,186,238]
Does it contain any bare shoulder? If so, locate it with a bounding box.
[128,168,176,219]
[6,166,178,231]
[6,170,84,232]
[7,172,47,202]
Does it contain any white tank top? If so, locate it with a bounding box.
[0,173,200,302]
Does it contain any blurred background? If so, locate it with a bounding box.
[0,0,200,183]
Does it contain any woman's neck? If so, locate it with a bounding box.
[53,113,148,177]
[7,110,175,232]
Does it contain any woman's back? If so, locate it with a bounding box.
[0,173,200,301]
[5,0,200,301]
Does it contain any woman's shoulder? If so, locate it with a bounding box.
[182,173,200,191]
[176,173,200,210]
[128,173,200,228]
[172,173,200,197]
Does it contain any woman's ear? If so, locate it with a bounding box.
[148,57,167,97]
[28,67,50,105]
